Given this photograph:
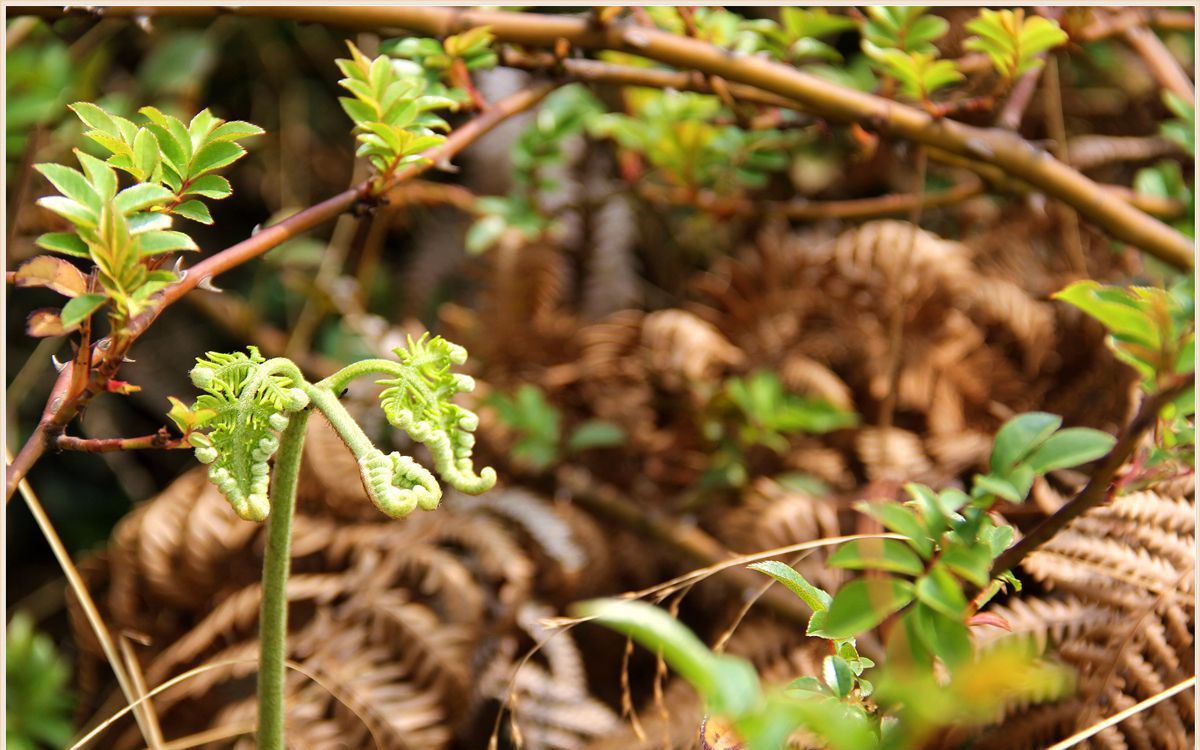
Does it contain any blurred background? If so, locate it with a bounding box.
[5,8,1194,750]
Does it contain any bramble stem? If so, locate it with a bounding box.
[257,407,311,750]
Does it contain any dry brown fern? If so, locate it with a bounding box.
[978,486,1195,750]
[68,439,628,750]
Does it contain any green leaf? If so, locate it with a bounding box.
[138,230,198,256]
[817,577,914,639]
[208,120,266,142]
[188,140,246,177]
[69,101,118,135]
[941,540,993,588]
[171,199,214,224]
[183,174,233,200]
[114,183,174,214]
[828,538,925,576]
[35,232,90,258]
[909,604,972,668]
[166,395,215,433]
[858,501,933,558]
[37,196,97,227]
[1024,427,1116,474]
[914,563,968,618]
[573,598,761,718]
[60,293,107,329]
[822,655,856,698]
[132,127,160,181]
[748,560,833,611]
[76,152,118,202]
[973,473,1025,504]
[989,411,1062,474]
[567,420,626,451]
[34,163,98,211]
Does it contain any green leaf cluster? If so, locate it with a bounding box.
[336,41,457,180]
[1055,280,1194,467]
[755,8,856,64]
[6,613,74,750]
[591,89,794,193]
[861,6,948,54]
[467,85,603,254]
[701,371,858,488]
[645,7,767,55]
[964,9,1068,82]
[486,383,625,472]
[187,347,310,521]
[382,26,497,104]
[73,101,262,224]
[1160,90,1195,157]
[747,410,1111,701]
[33,150,193,326]
[860,8,959,102]
[1055,280,1195,391]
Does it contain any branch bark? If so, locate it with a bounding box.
[23,5,1193,268]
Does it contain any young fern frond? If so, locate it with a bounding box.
[187,347,309,521]
[377,334,497,496]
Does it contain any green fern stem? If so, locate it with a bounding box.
[256,405,311,750]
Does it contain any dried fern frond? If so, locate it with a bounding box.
[979,483,1195,750]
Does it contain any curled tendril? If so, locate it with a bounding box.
[188,347,308,521]
[377,333,497,495]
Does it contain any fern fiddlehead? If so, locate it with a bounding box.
[187,347,309,521]
[184,333,494,750]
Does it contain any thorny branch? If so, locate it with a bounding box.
[5,84,555,500]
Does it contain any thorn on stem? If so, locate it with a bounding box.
[51,355,67,372]
[197,276,223,293]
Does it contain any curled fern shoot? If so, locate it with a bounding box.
[377,333,497,496]
[187,347,308,521]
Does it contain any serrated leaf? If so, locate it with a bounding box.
[114,183,174,214]
[817,577,914,640]
[138,230,198,256]
[76,151,118,202]
[171,199,213,224]
[69,101,118,135]
[132,128,160,181]
[37,196,97,227]
[208,120,265,142]
[60,293,107,329]
[828,538,925,576]
[1024,427,1116,474]
[36,232,90,258]
[748,560,833,612]
[13,256,87,297]
[188,140,245,177]
[34,163,99,212]
[182,174,232,199]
